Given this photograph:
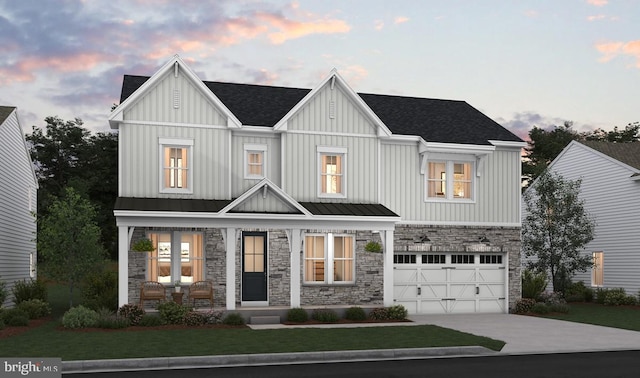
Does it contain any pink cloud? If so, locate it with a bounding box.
[394,16,409,24]
[587,14,606,21]
[374,20,384,30]
[257,12,350,44]
[587,0,608,6]
[595,40,640,67]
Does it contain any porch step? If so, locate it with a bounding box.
[250,315,281,325]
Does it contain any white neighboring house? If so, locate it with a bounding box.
[0,106,38,307]
[524,140,640,294]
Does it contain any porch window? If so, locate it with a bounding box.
[147,232,203,284]
[592,252,604,287]
[304,233,354,284]
[159,138,193,193]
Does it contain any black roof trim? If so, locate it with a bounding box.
[300,202,399,217]
[115,197,231,213]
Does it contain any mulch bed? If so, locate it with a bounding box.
[0,317,52,339]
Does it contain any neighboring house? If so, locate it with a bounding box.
[524,140,640,294]
[110,55,525,315]
[0,106,38,307]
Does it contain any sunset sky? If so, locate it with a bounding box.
[1,0,638,139]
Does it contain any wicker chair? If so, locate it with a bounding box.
[139,281,166,307]
[188,281,214,307]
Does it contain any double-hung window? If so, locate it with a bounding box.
[318,146,347,198]
[147,232,204,284]
[592,252,604,287]
[244,144,267,179]
[304,233,354,284]
[427,161,473,200]
[159,138,193,193]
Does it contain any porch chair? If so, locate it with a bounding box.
[189,280,214,307]
[139,281,166,307]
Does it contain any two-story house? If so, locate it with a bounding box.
[0,106,38,307]
[110,55,525,315]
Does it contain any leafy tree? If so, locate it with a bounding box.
[584,122,640,143]
[37,187,107,308]
[523,122,580,187]
[522,171,595,293]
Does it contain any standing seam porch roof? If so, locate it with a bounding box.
[120,75,522,146]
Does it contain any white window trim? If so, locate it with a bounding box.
[304,233,355,285]
[425,159,476,203]
[244,143,267,179]
[159,138,194,194]
[317,146,347,198]
[148,231,205,284]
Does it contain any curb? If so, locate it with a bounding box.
[62,346,495,373]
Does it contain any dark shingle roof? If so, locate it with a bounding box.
[0,106,16,124]
[115,197,231,212]
[300,202,398,217]
[580,141,640,171]
[119,75,522,145]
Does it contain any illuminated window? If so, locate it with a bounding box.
[147,232,203,284]
[159,138,193,193]
[244,144,267,179]
[592,252,603,287]
[427,161,473,200]
[304,234,354,284]
[318,147,347,197]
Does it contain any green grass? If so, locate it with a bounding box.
[0,321,505,360]
[542,302,640,331]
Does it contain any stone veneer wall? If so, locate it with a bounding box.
[393,224,522,311]
[300,230,384,306]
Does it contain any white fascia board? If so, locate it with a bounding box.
[489,140,527,149]
[233,126,277,137]
[108,54,242,129]
[423,142,495,155]
[382,135,423,146]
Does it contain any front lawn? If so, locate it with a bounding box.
[541,302,640,331]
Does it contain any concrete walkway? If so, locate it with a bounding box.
[415,313,640,354]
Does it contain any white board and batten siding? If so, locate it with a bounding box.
[231,135,281,196]
[281,83,380,203]
[0,108,37,307]
[381,144,522,225]
[547,142,640,295]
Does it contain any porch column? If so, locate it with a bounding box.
[382,229,394,307]
[289,229,302,308]
[223,228,237,310]
[118,226,129,307]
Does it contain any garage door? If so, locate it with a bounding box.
[393,253,507,314]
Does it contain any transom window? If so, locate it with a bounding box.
[147,232,204,284]
[451,254,475,264]
[318,146,347,198]
[244,144,267,179]
[304,233,354,284]
[422,254,446,264]
[159,138,193,193]
[427,161,473,200]
[479,255,502,264]
[394,254,416,264]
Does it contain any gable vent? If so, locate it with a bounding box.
[329,100,335,119]
[173,89,180,109]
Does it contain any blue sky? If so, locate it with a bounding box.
[1,0,638,139]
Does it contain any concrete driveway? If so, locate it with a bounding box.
[411,314,640,354]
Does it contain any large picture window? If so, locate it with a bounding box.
[147,232,203,284]
[427,161,473,200]
[159,138,193,193]
[318,146,347,198]
[304,233,354,284]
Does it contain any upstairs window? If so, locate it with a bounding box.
[318,146,347,198]
[244,144,267,179]
[427,161,473,200]
[159,138,193,193]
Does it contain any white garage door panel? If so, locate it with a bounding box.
[393,253,506,314]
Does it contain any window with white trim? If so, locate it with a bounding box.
[427,161,473,200]
[147,232,204,284]
[244,144,267,179]
[304,233,354,284]
[318,146,347,198]
[592,251,603,287]
[159,138,193,193]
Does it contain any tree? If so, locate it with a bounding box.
[37,187,107,308]
[522,122,580,187]
[522,171,595,293]
[584,122,640,142]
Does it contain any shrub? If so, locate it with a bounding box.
[387,305,408,320]
[368,307,390,321]
[539,291,567,306]
[184,311,206,326]
[287,307,309,323]
[117,304,145,326]
[345,306,367,321]
[603,288,637,306]
[16,299,51,319]
[364,241,382,253]
[564,281,590,302]
[202,310,224,325]
[0,319,4,330]
[514,298,537,314]
[82,270,118,311]
[0,277,7,305]
[12,279,47,304]
[222,312,245,326]
[521,269,548,301]
[95,309,130,329]
[62,305,99,329]
[1,308,30,326]
[138,314,163,327]
[548,302,570,313]
[157,301,190,324]
[531,302,550,314]
[595,288,609,304]
[131,238,155,252]
[312,309,339,323]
